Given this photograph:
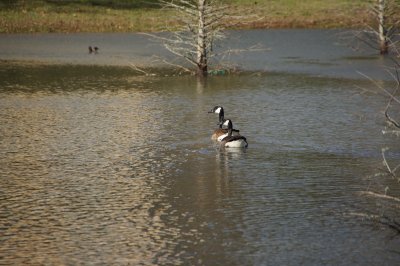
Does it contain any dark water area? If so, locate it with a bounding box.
[1,30,400,265]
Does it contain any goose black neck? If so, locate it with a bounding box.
[227,120,233,136]
[218,109,225,128]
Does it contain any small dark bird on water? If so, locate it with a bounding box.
[88,46,99,54]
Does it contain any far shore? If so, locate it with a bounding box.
[2,1,398,34]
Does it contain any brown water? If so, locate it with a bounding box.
[0,64,399,265]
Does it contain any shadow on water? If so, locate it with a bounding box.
[0,64,400,265]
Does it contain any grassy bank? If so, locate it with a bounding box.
[0,0,393,33]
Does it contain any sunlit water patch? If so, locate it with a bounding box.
[0,65,399,265]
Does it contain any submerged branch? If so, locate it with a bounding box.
[381,147,399,178]
[380,215,400,234]
[357,71,400,104]
[384,101,400,129]
[360,191,400,202]
[384,68,400,129]
[153,55,193,74]
[127,62,152,75]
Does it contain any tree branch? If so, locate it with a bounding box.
[357,71,400,104]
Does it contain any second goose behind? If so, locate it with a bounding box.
[220,119,248,148]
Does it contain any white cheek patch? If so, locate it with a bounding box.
[215,107,221,114]
[223,120,230,126]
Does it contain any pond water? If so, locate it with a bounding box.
[0,31,400,265]
[0,30,395,80]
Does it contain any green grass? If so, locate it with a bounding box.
[227,0,374,28]
[0,0,174,33]
[0,0,396,33]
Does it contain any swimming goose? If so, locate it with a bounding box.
[208,106,240,140]
[220,119,248,148]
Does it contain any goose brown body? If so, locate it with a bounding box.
[212,128,240,140]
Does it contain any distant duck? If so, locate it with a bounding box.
[220,119,248,148]
[208,106,240,140]
[88,46,99,54]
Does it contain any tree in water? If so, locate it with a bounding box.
[156,0,225,77]
[377,0,389,54]
[352,0,399,55]
[147,0,265,77]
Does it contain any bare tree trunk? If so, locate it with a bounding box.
[346,0,400,55]
[147,0,266,77]
[197,0,208,77]
[378,0,389,54]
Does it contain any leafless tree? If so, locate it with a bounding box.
[145,0,266,77]
[377,0,390,54]
[141,0,226,77]
[353,0,400,55]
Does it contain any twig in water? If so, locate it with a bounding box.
[360,191,400,202]
[128,62,152,76]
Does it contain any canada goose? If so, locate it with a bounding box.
[88,46,93,54]
[220,119,248,148]
[208,106,240,140]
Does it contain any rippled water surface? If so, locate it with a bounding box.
[1,64,399,265]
